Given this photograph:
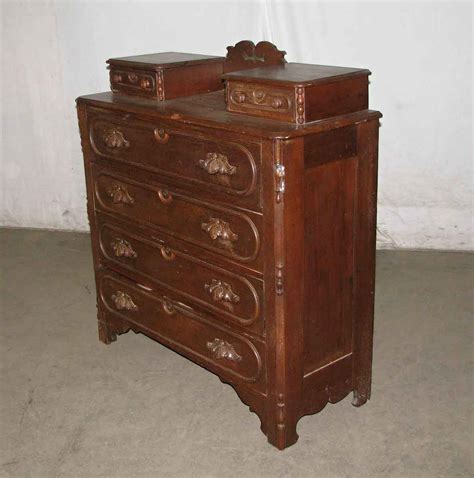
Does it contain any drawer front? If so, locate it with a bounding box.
[92,167,262,267]
[226,81,296,123]
[98,220,264,335]
[109,68,157,99]
[99,272,265,388]
[88,109,261,210]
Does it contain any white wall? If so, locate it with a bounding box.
[1,1,472,250]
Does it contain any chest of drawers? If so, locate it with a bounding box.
[77,42,381,450]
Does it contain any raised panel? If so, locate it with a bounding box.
[99,272,265,389]
[92,166,262,268]
[98,220,264,335]
[303,157,357,373]
[88,110,261,209]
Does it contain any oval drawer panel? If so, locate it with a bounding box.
[88,112,260,205]
[98,221,263,334]
[99,273,265,385]
[93,169,262,265]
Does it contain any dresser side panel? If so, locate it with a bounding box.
[303,156,357,373]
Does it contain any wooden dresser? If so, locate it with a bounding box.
[77,41,381,450]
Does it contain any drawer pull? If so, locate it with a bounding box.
[107,184,134,205]
[207,338,242,362]
[140,78,151,89]
[111,238,137,258]
[102,128,130,149]
[111,291,138,311]
[201,218,238,243]
[157,188,173,204]
[231,91,247,104]
[204,279,240,310]
[199,152,236,176]
[160,245,176,261]
[154,128,170,144]
[162,297,175,315]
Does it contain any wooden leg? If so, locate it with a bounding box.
[266,396,299,450]
[352,374,371,407]
[266,416,299,450]
[98,320,117,344]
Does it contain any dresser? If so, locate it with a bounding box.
[77,41,381,450]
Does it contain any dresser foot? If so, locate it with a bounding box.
[266,420,299,450]
[351,390,369,407]
[98,321,117,344]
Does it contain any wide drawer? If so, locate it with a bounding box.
[99,271,265,389]
[98,219,264,336]
[87,108,262,210]
[92,165,263,268]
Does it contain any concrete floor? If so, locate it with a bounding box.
[0,228,472,478]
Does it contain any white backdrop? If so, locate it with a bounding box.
[1,1,472,250]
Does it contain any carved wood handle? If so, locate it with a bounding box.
[107,184,134,205]
[162,297,175,315]
[207,338,242,362]
[204,279,240,309]
[154,128,170,144]
[160,245,176,261]
[151,236,176,261]
[201,218,238,243]
[111,238,137,258]
[111,291,138,311]
[199,152,236,176]
[103,128,130,149]
[157,188,173,204]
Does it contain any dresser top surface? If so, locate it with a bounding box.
[107,52,224,70]
[222,63,370,87]
[77,90,381,139]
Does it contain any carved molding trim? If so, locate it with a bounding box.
[207,338,242,362]
[157,70,164,100]
[276,263,284,295]
[111,291,138,311]
[276,393,286,432]
[111,237,137,258]
[201,217,238,243]
[205,279,240,310]
[296,87,305,124]
[199,152,236,176]
[102,128,130,149]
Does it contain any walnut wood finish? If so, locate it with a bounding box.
[77,43,381,450]
[107,52,225,101]
[223,40,287,73]
[223,63,369,123]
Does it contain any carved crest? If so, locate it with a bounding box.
[224,40,286,73]
[207,338,242,362]
[199,152,236,176]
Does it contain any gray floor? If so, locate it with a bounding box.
[0,228,472,478]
